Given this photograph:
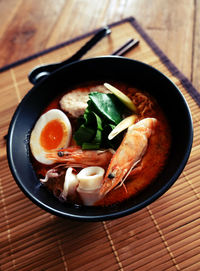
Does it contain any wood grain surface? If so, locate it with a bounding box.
[1,8,200,271]
[0,0,199,91]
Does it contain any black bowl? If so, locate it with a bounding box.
[7,56,193,221]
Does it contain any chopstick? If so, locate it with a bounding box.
[111,38,139,56]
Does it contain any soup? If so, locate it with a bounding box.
[30,82,171,206]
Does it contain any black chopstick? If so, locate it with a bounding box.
[112,38,139,56]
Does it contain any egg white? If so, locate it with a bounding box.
[30,109,72,165]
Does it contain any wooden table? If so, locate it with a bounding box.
[1,1,200,271]
[0,0,199,91]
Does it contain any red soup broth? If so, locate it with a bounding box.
[31,82,171,206]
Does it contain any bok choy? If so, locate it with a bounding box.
[74,92,127,149]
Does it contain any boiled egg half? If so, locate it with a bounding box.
[30,109,72,165]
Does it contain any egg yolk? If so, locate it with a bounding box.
[40,119,66,150]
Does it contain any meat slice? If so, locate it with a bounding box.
[59,85,109,118]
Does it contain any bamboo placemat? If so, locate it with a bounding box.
[0,17,200,271]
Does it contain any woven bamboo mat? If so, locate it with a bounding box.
[1,17,200,271]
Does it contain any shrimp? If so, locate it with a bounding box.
[46,146,114,169]
[100,118,157,196]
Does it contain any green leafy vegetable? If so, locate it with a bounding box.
[73,92,127,150]
[89,92,123,124]
[73,126,95,146]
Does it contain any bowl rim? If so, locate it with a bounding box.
[7,56,193,221]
